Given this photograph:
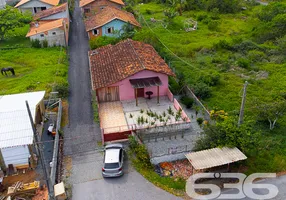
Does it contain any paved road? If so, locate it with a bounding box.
[65,1,181,200]
[221,175,286,200]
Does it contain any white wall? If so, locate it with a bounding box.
[0,0,6,9]
[1,145,30,168]
[42,9,69,20]
[30,27,66,46]
[19,0,53,14]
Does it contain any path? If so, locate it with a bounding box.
[64,1,182,199]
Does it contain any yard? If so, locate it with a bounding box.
[0,25,68,95]
[132,2,286,174]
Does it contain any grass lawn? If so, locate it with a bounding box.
[133,2,286,174]
[0,24,68,95]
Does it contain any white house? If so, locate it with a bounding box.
[0,0,6,9]
[15,0,60,15]
[26,3,69,47]
[0,91,45,171]
[33,2,68,21]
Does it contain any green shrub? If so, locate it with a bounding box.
[180,96,194,109]
[197,13,208,21]
[199,72,220,86]
[31,39,41,48]
[192,82,212,99]
[145,9,153,15]
[42,39,48,48]
[248,50,267,62]
[54,82,69,98]
[237,58,250,69]
[196,117,203,125]
[89,36,119,49]
[214,39,232,50]
[208,20,220,31]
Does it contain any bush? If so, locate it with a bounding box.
[248,50,267,62]
[197,13,208,21]
[214,39,232,50]
[180,96,194,109]
[196,117,203,125]
[54,82,69,98]
[199,71,220,86]
[192,82,212,99]
[31,39,41,48]
[42,39,48,48]
[145,9,153,15]
[208,20,220,31]
[237,58,250,69]
[89,36,119,49]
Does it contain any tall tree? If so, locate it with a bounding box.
[0,6,32,41]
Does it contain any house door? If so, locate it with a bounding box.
[136,88,145,98]
[97,86,119,102]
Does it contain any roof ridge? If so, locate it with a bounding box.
[126,39,146,70]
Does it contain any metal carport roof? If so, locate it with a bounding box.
[185,147,247,170]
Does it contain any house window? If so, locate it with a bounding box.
[106,27,114,34]
[100,6,106,10]
[41,7,46,11]
[84,8,90,13]
[52,32,56,35]
[40,34,44,37]
[92,29,99,35]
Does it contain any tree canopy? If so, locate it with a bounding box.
[0,6,32,40]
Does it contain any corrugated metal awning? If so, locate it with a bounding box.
[129,77,162,89]
[0,91,45,149]
[185,147,247,170]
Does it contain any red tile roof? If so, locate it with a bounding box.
[33,3,67,20]
[79,0,124,7]
[26,18,67,37]
[15,0,60,7]
[85,6,140,31]
[89,39,175,89]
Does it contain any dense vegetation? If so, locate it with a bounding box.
[121,0,286,173]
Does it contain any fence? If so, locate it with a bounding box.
[149,144,194,158]
[50,99,62,186]
[185,86,211,121]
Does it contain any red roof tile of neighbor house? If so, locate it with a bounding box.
[26,18,67,37]
[15,0,60,7]
[79,0,124,7]
[89,39,175,89]
[33,3,67,20]
[85,6,140,31]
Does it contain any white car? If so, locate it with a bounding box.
[102,144,124,178]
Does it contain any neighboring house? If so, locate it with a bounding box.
[79,0,124,17]
[15,0,60,15]
[0,0,6,9]
[0,91,45,171]
[33,2,68,21]
[85,6,140,39]
[26,18,69,46]
[26,4,69,47]
[89,39,175,102]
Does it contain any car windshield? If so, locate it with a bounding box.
[104,163,119,169]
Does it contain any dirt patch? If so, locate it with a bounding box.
[63,156,72,179]
[32,185,48,200]
[159,159,193,180]
[61,100,69,127]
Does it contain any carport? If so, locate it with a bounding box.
[185,147,247,172]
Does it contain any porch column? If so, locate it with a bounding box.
[135,88,138,106]
[0,149,6,172]
[157,86,160,104]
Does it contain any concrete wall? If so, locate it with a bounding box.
[0,0,6,9]
[42,9,69,20]
[1,145,30,168]
[102,70,169,101]
[82,0,122,17]
[30,27,66,46]
[19,0,53,14]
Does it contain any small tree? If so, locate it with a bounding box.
[0,6,32,40]
[255,100,286,130]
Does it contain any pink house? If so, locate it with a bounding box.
[89,39,175,105]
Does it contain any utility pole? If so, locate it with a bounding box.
[26,101,55,200]
[238,81,248,126]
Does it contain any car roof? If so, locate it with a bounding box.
[105,143,123,149]
[105,148,120,163]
